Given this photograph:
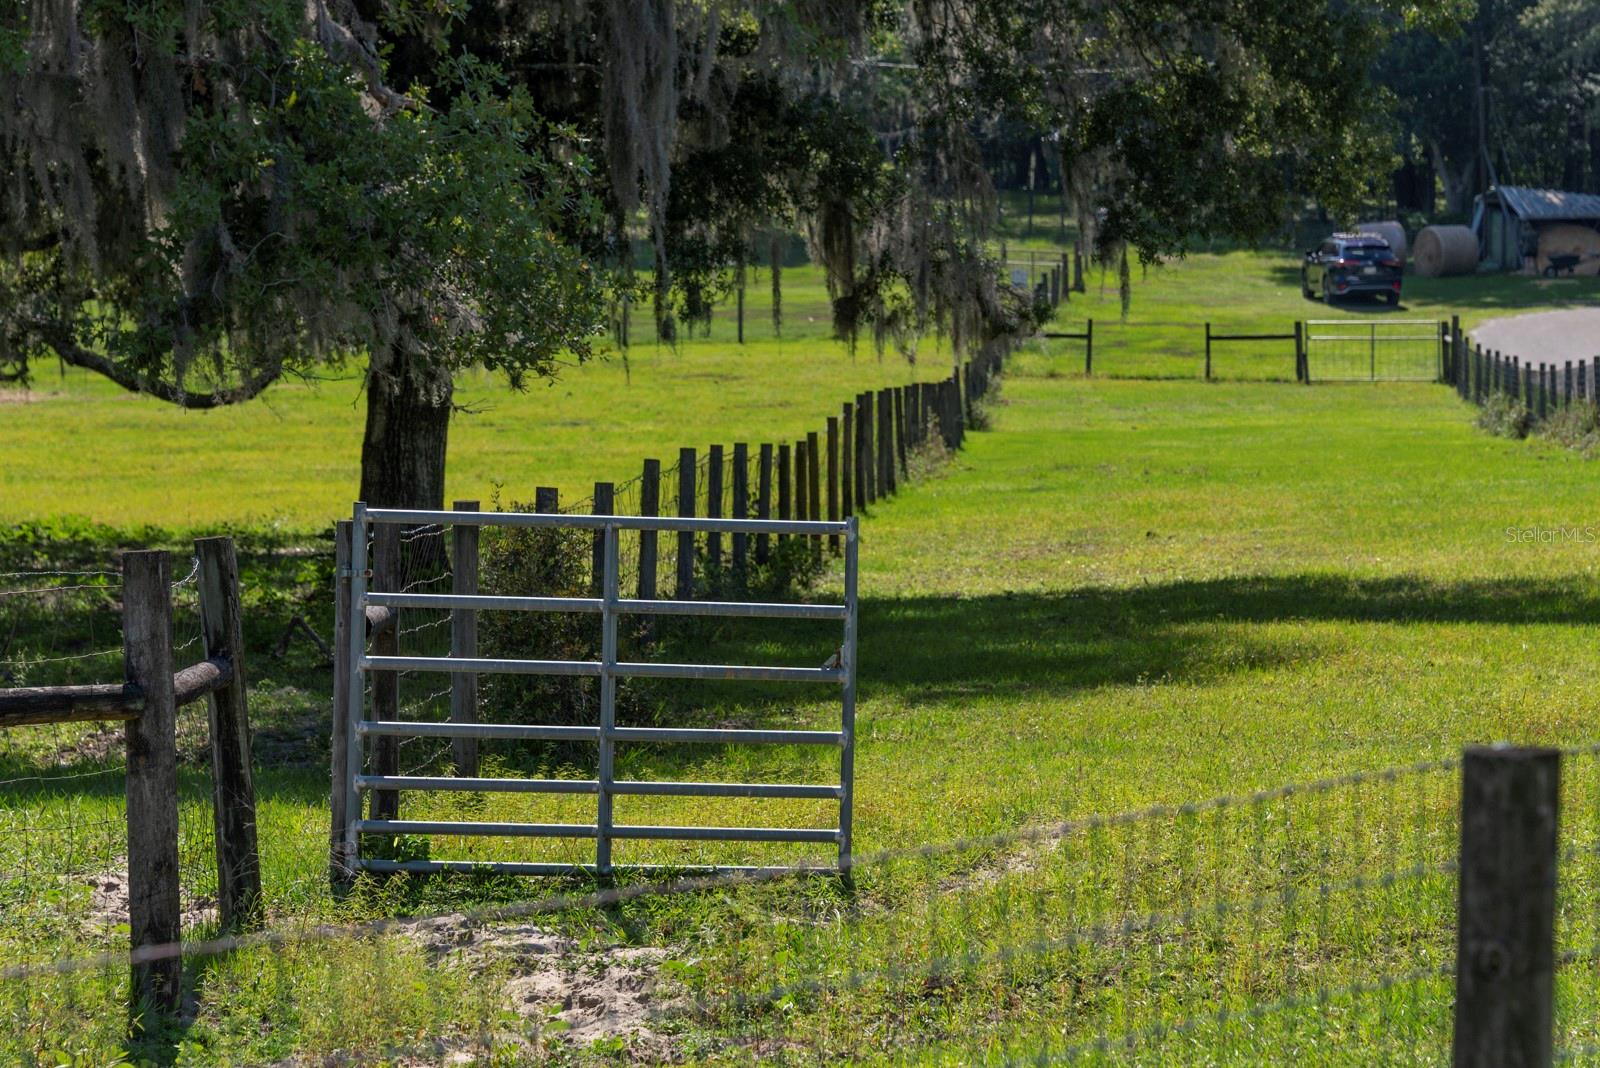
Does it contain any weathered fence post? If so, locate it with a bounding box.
[807,430,822,564]
[1579,360,1587,407]
[1565,362,1574,407]
[1204,322,1213,381]
[453,500,482,779]
[676,450,696,598]
[1294,320,1305,383]
[894,386,908,476]
[777,442,792,540]
[1452,745,1559,1068]
[858,392,875,505]
[878,390,895,496]
[330,521,354,890]
[731,444,749,585]
[639,459,660,601]
[195,536,261,930]
[535,486,559,514]
[589,487,611,593]
[756,445,773,564]
[707,444,724,580]
[794,438,809,522]
[122,550,181,1019]
[826,418,841,554]
[1085,318,1094,376]
[369,524,400,823]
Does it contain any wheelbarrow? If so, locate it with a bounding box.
[1542,252,1595,277]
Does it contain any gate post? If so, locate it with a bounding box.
[330,521,354,890]
[1294,320,1305,383]
[122,550,181,1021]
[1452,745,1559,1068]
[196,536,261,930]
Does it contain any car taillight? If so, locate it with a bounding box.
[1380,258,1400,269]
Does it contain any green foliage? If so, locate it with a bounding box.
[1537,399,1600,454]
[1476,392,1534,438]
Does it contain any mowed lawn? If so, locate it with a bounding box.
[10,343,1600,1062]
[8,243,1597,529]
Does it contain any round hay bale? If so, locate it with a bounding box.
[1413,225,1478,278]
[1356,220,1408,265]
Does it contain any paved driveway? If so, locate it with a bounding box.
[1469,307,1600,371]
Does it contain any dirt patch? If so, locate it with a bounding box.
[0,389,47,404]
[84,865,219,930]
[401,913,682,1060]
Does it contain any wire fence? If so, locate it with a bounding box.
[7,743,1597,1062]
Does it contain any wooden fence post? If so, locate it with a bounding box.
[330,521,353,890]
[894,386,908,476]
[194,536,261,931]
[1579,360,1587,407]
[878,390,895,496]
[796,438,810,520]
[535,486,559,513]
[1452,745,1559,1068]
[122,550,181,1019]
[676,450,696,598]
[452,500,481,779]
[736,286,745,345]
[826,418,840,554]
[756,445,773,564]
[731,444,749,586]
[639,459,660,601]
[589,487,611,593]
[858,392,875,505]
[1085,318,1094,376]
[777,442,792,541]
[707,445,724,580]
[1294,320,1305,383]
[807,430,822,564]
[1204,321,1213,381]
[369,524,400,823]
[840,404,854,525]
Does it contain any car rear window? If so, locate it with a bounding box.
[1339,244,1391,261]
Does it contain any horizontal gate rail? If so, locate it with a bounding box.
[357,720,602,741]
[358,859,838,878]
[355,774,599,794]
[339,502,860,879]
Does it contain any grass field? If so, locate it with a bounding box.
[6,242,1600,1062]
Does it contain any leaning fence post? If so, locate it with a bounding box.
[639,459,660,601]
[122,550,182,1020]
[1452,745,1559,1068]
[195,536,261,931]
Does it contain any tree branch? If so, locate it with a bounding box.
[29,321,284,409]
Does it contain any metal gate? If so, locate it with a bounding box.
[1304,319,1445,382]
[333,504,858,878]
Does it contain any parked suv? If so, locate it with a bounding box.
[1301,233,1403,305]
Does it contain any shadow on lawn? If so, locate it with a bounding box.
[691,571,1600,717]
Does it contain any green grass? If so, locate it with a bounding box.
[7,248,1600,1062]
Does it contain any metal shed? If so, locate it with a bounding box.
[1471,186,1600,271]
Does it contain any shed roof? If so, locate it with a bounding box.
[1487,185,1600,222]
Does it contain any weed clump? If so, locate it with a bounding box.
[1476,393,1532,440]
[1537,401,1600,455]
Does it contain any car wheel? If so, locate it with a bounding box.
[1301,272,1314,299]
[1386,291,1400,307]
[1322,279,1335,306]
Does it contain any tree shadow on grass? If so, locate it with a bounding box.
[675,571,1600,722]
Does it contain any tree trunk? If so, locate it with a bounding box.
[359,351,452,510]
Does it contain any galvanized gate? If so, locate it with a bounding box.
[1303,319,1445,382]
[333,504,858,878]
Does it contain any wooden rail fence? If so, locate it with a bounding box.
[0,539,259,1022]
